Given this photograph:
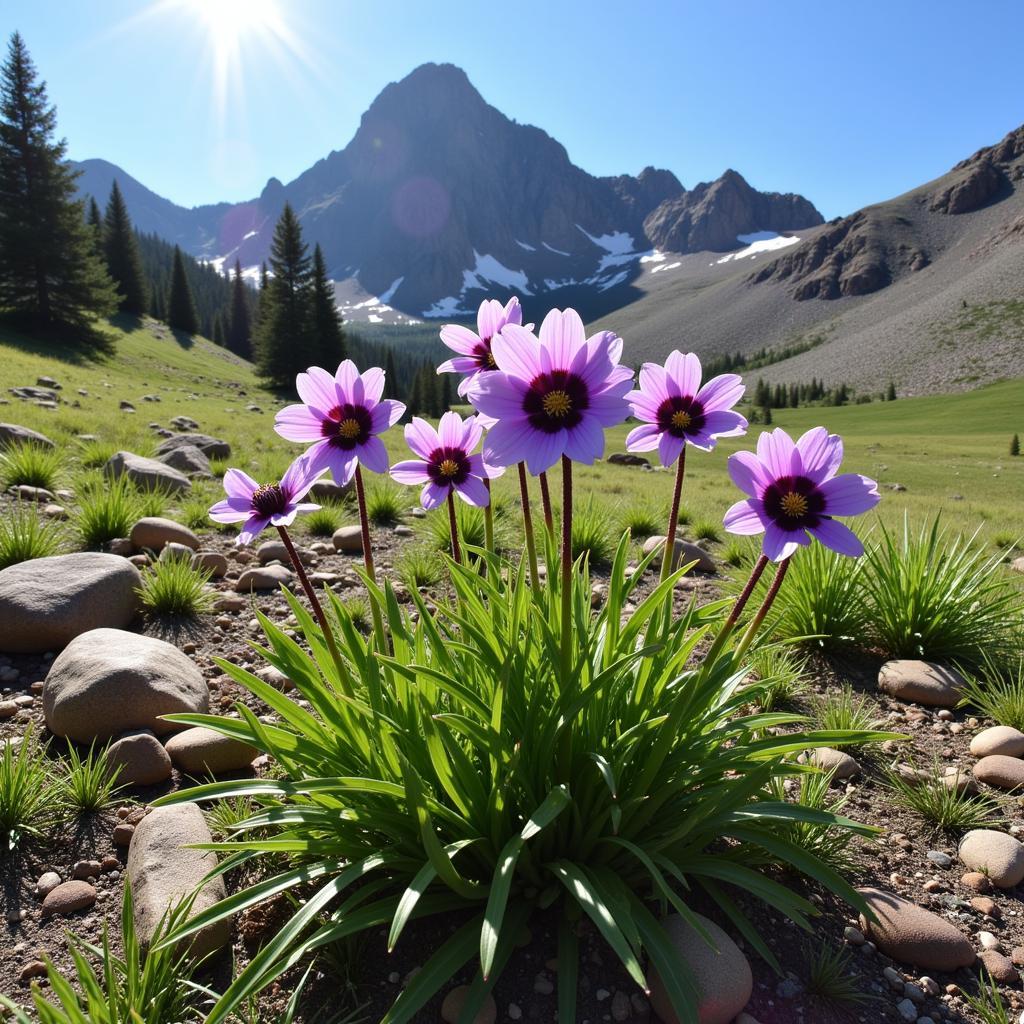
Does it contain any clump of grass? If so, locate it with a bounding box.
[747,646,809,712]
[78,439,118,470]
[619,502,661,540]
[135,486,170,518]
[305,502,345,538]
[675,505,691,526]
[206,796,256,838]
[810,684,879,742]
[398,545,443,591]
[425,502,488,551]
[691,518,721,543]
[366,481,404,526]
[963,971,1013,1024]
[210,457,230,477]
[886,764,1005,833]
[0,886,199,1024]
[864,515,1021,669]
[803,943,870,1007]
[75,475,141,548]
[137,558,214,617]
[181,496,213,531]
[0,443,63,489]
[62,742,122,813]
[721,539,748,569]
[992,530,1019,551]
[570,496,614,564]
[744,539,869,651]
[961,656,1024,731]
[0,501,63,569]
[0,729,63,849]
[766,769,863,874]
[341,595,371,632]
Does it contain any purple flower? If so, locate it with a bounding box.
[438,297,523,397]
[209,456,322,545]
[468,307,633,474]
[625,351,747,465]
[274,360,406,485]
[723,427,880,561]
[390,412,499,510]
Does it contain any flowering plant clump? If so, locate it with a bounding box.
[166,300,891,1024]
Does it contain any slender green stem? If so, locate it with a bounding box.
[446,491,462,565]
[539,471,554,533]
[275,526,350,695]
[560,455,573,684]
[702,553,770,666]
[518,462,541,597]
[732,557,791,662]
[659,446,687,581]
[483,477,494,553]
[353,466,387,650]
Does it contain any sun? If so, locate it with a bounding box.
[186,0,282,46]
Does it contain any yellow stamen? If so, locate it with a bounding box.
[438,458,459,478]
[485,351,496,369]
[670,410,692,430]
[338,418,361,439]
[542,390,572,417]
[780,492,808,518]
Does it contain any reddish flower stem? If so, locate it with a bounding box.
[733,557,791,662]
[538,471,554,533]
[446,491,463,565]
[353,465,387,650]
[702,552,770,667]
[483,477,494,553]
[659,445,687,582]
[518,462,541,596]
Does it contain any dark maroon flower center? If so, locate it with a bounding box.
[523,370,588,433]
[322,403,372,449]
[252,484,288,517]
[656,394,706,438]
[427,446,470,486]
[473,338,497,371]
[762,475,826,530]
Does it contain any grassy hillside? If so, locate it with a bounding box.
[2,318,1021,560]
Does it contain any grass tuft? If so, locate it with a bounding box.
[0,500,63,569]
[137,558,214,617]
[0,443,62,489]
[961,656,1024,731]
[886,764,1005,833]
[397,544,443,591]
[75,475,141,548]
[619,502,662,540]
[366,482,404,527]
[62,742,122,814]
[803,943,870,1006]
[305,502,345,537]
[747,646,809,712]
[811,684,879,743]
[691,518,722,543]
[962,971,1013,1024]
[425,501,488,551]
[570,496,614,564]
[0,729,63,849]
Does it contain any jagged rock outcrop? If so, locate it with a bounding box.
[931,156,1005,214]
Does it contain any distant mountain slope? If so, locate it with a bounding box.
[590,122,1024,395]
[71,63,821,319]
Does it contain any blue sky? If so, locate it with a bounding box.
[5,0,1023,220]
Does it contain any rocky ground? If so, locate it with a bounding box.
[1,429,1023,1023]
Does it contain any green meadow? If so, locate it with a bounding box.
[2,318,1022,557]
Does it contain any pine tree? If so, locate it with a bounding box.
[102,180,147,314]
[309,243,344,367]
[440,374,453,412]
[886,381,897,401]
[213,310,226,347]
[383,350,400,400]
[1011,433,1020,457]
[226,260,251,358]
[86,197,103,258]
[0,32,116,336]
[254,203,315,387]
[166,245,198,334]
[762,405,772,425]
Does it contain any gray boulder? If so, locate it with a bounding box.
[0,423,55,449]
[155,433,230,460]
[0,553,141,654]
[157,444,211,478]
[105,451,190,494]
[129,517,200,552]
[43,628,208,742]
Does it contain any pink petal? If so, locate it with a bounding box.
[461,416,484,453]
[818,474,881,516]
[538,308,586,368]
[696,373,744,413]
[237,514,271,546]
[296,366,339,412]
[728,450,771,498]
[308,441,357,486]
[281,455,323,501]
[626,423,662,452]
[440,324,481,356]
[810,518,865,557]
[468,373,528,420]
[525,428,567,475]
[637,363,670,404]
[405,417,442,460]
[481,417,535,468]
[270,508,299,527]
[420,481,449,510]
[357,435,389,474]
[334,360,359,403]
[763,522,806,562]
[477,299,502,341]
[756,428,799,479]
[658,431,685,467]
[361,367,386,404]
[439,356,479,375]
[455,474,489,507]
[723,498,768,535]
[223,468,259,500]
[701,409,748,440]
[587,390,631,427]
[796,428,844,484]
[502,296,523,327]
[564,416,605,464]
[665,351,701,398]
[275,404,327,443]
[391,459,431,485]
[491,325,541,382]
[209,498,251,523]
[438,411,464,448]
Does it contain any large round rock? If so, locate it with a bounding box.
[877,661,964,707]
[0,553,142,654]
[959,830,1024,888]
[857,887,975,970]
[43,628,208,742]
[127,804,230,958]
[648,912,753,1024]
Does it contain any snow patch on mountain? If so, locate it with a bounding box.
[715,233,800,264]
